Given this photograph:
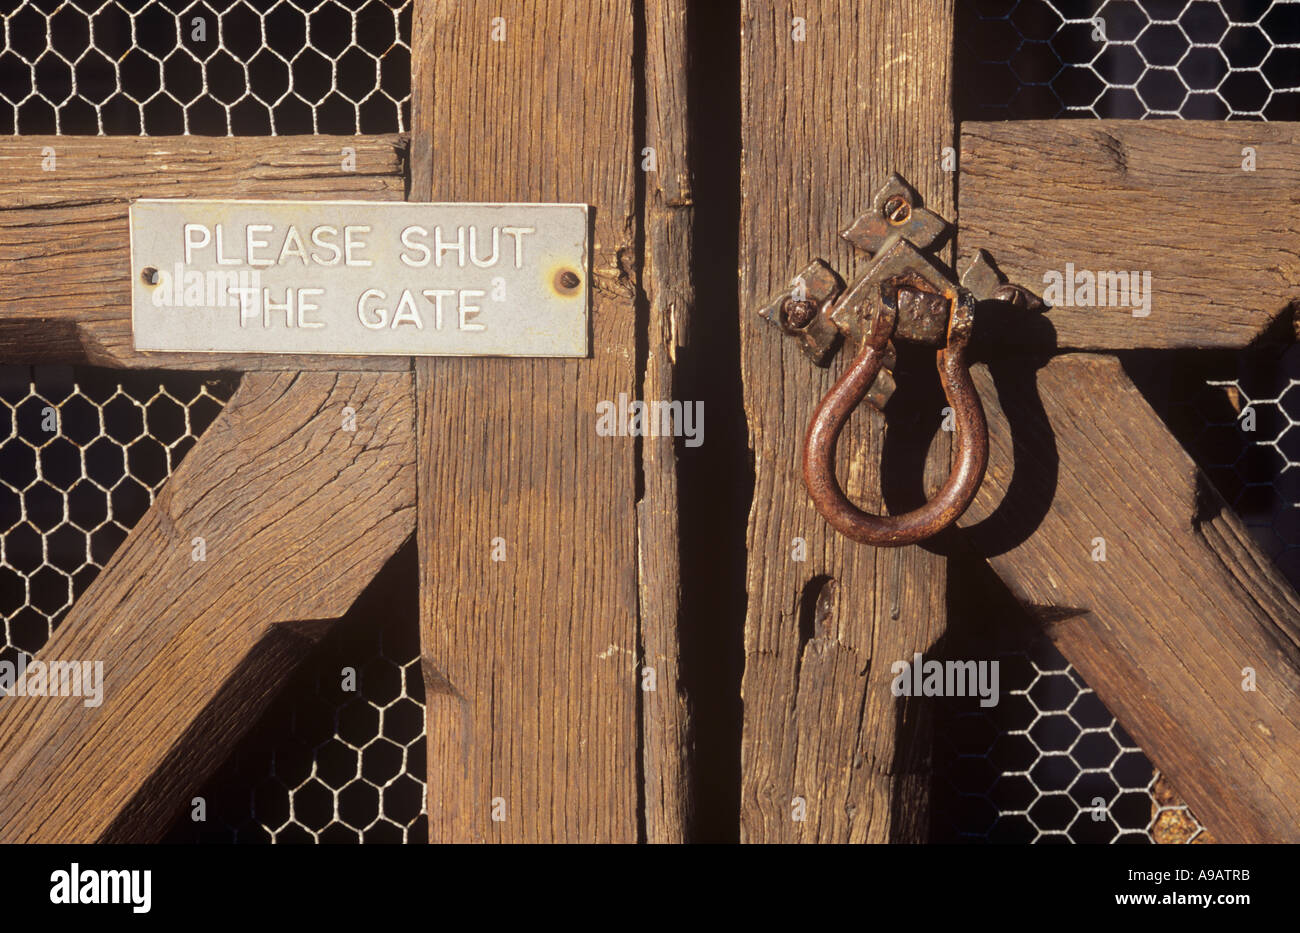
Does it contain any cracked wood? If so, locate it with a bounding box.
[639,0,695,843]
[739,0,955,842]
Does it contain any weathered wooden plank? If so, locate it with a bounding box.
[739,0,954,843]
[963,355,1300,843]
[411,0,641,842]
[0,370,416,842]
[0,135,410,371]
[639,0,695,843]
[960,121,1300,351]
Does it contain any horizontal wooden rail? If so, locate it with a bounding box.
[960,120,1299,351]
[0,135,410,371]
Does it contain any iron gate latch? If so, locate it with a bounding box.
[758,173,1040,548]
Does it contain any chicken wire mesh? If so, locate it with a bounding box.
[0,365,428,843]
[932,546,1216,844]
[0,367,233,662]
[0,0,428,843]
[166,541,428,844]
[0,0,412,135]
[958,0,1300,120]
[0,0,1297,844]
[931,0,1300,843]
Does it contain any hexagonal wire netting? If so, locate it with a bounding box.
[930,0,1300,843]
[0,0,412,134]
[0,369,232,655]
[0,0,427,843]
[958,0,1300,119]
[1,0,1297,844]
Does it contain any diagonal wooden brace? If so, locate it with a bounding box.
[0,370,415,842]
[965,356,1300,843]
[958,119,1300,842]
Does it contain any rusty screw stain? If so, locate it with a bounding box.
[783,297,817,329]
[141,267,160,286]
[883,195,911,225]
[555,269,581,293]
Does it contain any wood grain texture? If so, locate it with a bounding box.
[739,0,954,842]
[960,121,1300,351]
[963,355,1300,843]
[638,0,694,844]
[0,135,410,371]
[0,370,416,842]
[637,0,696,842]
[411,0,641,842]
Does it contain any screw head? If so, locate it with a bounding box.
[783,297,817,329]
[883,195,911,225]
[555,269,581,294]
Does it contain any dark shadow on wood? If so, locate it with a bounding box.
[954,357,1060,558]
[159,540,423,844]
[874,299,1061,558]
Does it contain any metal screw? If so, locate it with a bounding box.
[558,270,580,290]
[141,267,159,286]
[783,297,817,329]
[883,195,911,225]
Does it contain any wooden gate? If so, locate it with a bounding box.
[0,0,1297,844]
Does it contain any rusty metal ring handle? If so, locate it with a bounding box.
[801,299,988,547]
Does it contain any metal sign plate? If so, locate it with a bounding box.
[129,199,589,357]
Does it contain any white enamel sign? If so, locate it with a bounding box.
[129,199,590,357]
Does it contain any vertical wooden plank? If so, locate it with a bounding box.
[739,0,955,842]
[640,0,695,842]
[410,0,641,842]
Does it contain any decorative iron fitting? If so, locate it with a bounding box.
[757,173,1039,548]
